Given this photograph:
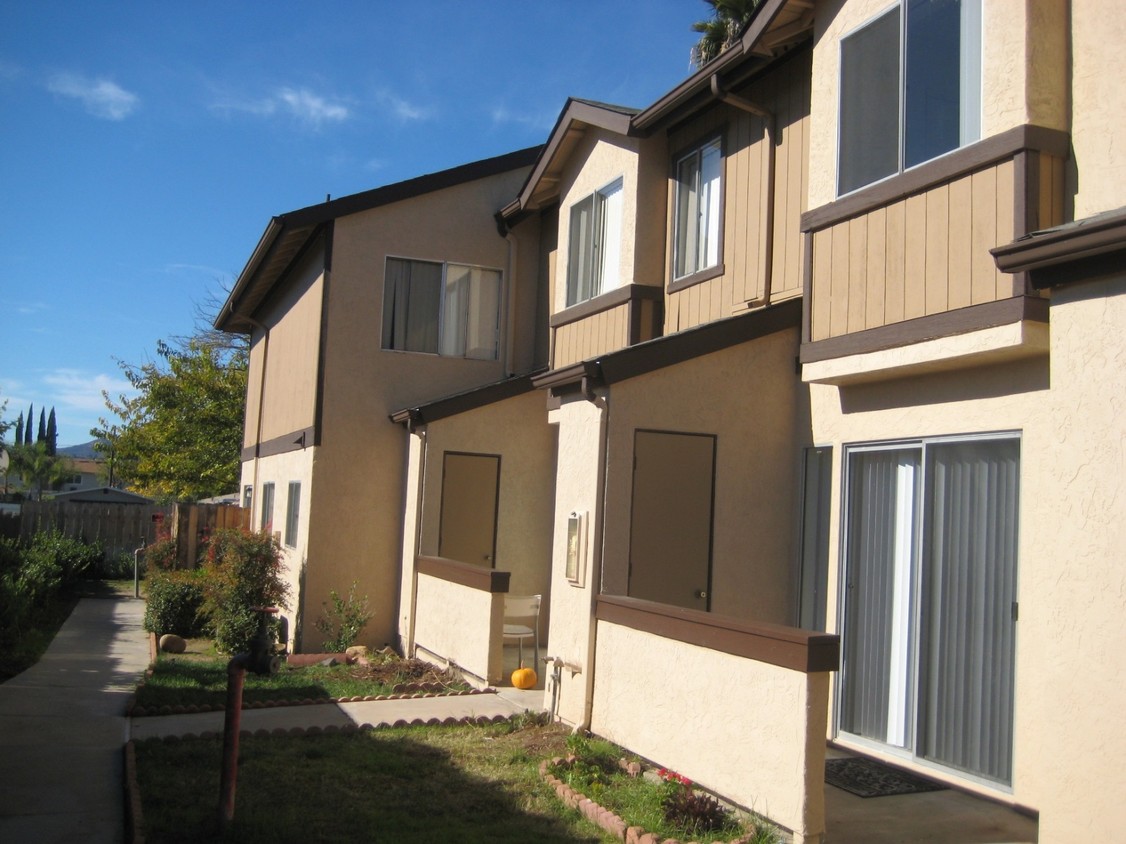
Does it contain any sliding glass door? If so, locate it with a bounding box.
[839,435,1019,784]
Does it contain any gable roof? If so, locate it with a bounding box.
[501,0,813,227]
[215,146,542,333]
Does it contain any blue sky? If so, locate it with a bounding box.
[1,1,705,448]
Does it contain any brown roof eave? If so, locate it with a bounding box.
[992,207,1126,276]
[214,216,285,333]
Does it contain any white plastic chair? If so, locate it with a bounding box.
[502,594,541,670]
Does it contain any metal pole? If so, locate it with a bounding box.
[134,539,145,599]
[218,654,250,829]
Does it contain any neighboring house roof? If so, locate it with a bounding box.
[50,486,152,504]
[68,457,103,475]
[215,145,542,334]
[992,206,1126,289]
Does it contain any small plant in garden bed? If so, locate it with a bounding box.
[549,736,778,844]
[134,638,471,710]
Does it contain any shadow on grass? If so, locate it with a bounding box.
[136,728,604,843]
[135,660,352,709]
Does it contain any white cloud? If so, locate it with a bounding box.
[490,105,556,132]
[375,90,431,122]
[44,369,135,413]
[212,86,350,128]
[47,73,138,120]
[16,301,48,316]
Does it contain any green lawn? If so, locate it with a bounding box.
[134,722,614,843]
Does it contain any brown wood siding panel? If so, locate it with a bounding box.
[847,217,868,333]
[885,200,906,325]
[925,185,950,315]
[865,207,887,329]
[947,176,973,310]
[811,230,833,341]
[903,192,928,320]
[995,159,1016,300]
[970,166,999,304]
[829,224,851,337]
[777,67,810,300]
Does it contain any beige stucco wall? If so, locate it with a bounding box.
[413,573,504,684]
[415,393,555,589]
[593,622,830,844]
[543,396,606,727]
[555,130,644,313]
[243,239,325,448]
[1069,0,1126,218]
[302,165,533,650]
[808,347,1054,803]
[238,446,314,651]
[602,327,810,622]
[1019,275,1126,842]
[808,0,1069,208]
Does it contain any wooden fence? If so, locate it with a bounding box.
[19,501,250,566]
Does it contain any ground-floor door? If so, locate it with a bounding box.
[627,430,715,611]
[838,435,1019,784]
[438,452,500,568]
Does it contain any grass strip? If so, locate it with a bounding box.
[135,641,471,709]
[134,721,615,843]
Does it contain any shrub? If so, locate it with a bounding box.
[143,536,178,572]
[28,531,104,582]
[143,570,207,637]
[200,529,290,654]
[314,581,374,651]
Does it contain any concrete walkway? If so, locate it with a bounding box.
[0,596,150,844]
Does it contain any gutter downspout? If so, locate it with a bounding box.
[577,381,610,734]
[710,74,777,307]
[505,232,519,376]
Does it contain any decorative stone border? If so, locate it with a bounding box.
[539,758,763,844]
[128,686,488,717]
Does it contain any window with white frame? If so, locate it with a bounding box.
[838,0,982,195]
[284,481,300,548]
[260,482,275,532]
[673,136,723,282]
[566,178,623,306]
[382,257,501,360]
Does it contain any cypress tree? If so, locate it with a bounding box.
[46,408,57,456]
[25,404,33,445]
[14,412,23,446]
[37,408,46,443]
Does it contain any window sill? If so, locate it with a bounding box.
[667,262,724,294]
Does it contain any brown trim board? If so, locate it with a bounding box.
[241,426,316,462]
[550,284,663,329]
[417,556,510,594]
[801,125,1070,233]
[390,373,542,427]
[596,594,839,673]
[799,296,1049,364]
[992,206,1126,289]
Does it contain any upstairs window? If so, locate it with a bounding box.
[566,178,623,306]
[673,136,723,283]
[838,0,981,196]
[382,257,501,360]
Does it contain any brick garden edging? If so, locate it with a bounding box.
[539,758,764,844]
[127,685,488,716]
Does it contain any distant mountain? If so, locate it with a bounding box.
[58,440,104,459]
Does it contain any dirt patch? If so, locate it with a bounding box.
[347,656,466,689]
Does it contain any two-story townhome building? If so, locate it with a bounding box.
[798,0,1125,840]
[215,148,543,649]
[219,0,1124,841]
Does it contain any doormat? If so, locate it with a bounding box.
[825,757,948,798]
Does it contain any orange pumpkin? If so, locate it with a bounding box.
[511,665,538,690]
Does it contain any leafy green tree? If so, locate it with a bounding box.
[691,0,761,68]
[36,408,46,444]
[93,339,247,502]
[12,412,22,448]
[45,408,57,456]
[24,404,33,445]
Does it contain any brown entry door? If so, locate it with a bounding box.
[439,452,500,568]
[628,430,716,611]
